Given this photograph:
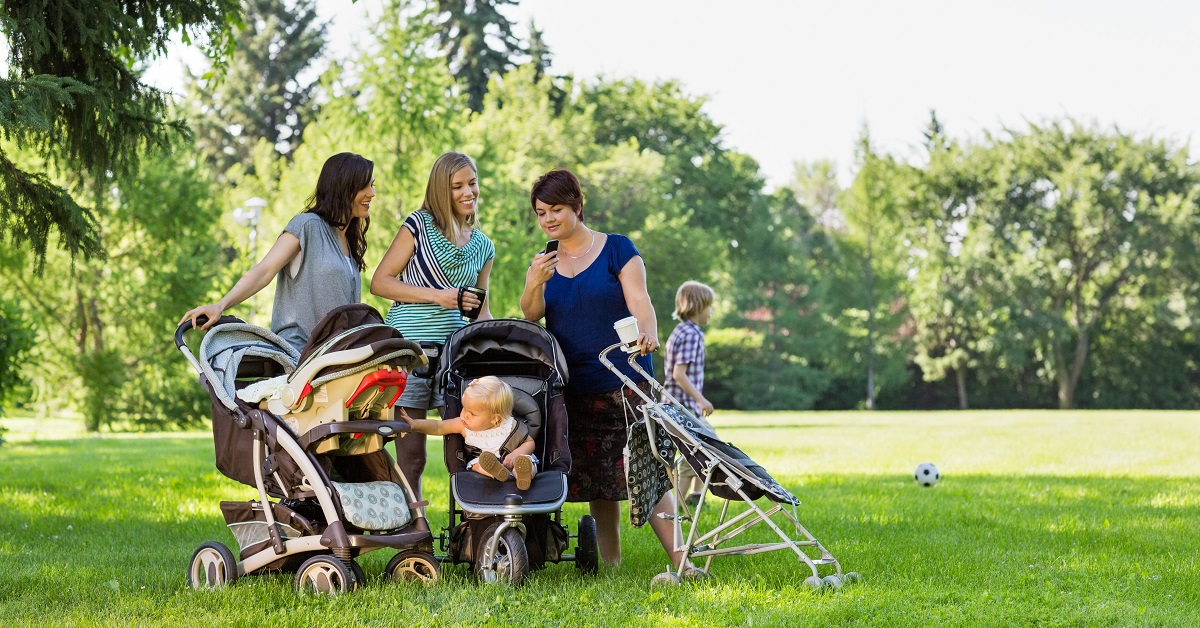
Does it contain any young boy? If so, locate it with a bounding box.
[399,376,538,490]
[663,280,715,506]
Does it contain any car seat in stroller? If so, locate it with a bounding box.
[435,319,599,586]
[599,342,860,590]
[176,304,441,594]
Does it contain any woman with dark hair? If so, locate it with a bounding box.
[520,168,698,575]
[181,152,375,351]
[370,151,495,495]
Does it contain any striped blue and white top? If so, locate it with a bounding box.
[384,210,495,343]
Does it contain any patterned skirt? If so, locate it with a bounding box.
[564,382,652,503]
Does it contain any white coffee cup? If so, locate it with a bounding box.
[613,316,639,348]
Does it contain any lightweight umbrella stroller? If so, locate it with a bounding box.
[435,319,599,586]
[176,304,440,594]
[598,342,859,589]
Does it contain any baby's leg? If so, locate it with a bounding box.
[476,452,511,482]
[513,454,537,490]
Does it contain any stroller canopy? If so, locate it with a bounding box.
[438,318,569,385]
[199,324,299,412]
[293,304,425,388]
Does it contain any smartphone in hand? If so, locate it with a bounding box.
[545,240,559,254]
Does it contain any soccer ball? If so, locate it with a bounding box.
[914,462,940,487]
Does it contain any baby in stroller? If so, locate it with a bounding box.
[399,376,538,490]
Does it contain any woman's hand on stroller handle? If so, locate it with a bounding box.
[174,314,244,348]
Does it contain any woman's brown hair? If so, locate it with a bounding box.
[306,152,374,270]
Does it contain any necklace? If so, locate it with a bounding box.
[563,230,596,259]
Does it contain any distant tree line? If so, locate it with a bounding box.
[2,0,1197,430]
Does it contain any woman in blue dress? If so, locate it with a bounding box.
[520,168,697,575]
[371,151,494,496]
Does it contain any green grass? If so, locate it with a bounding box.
[2,411,1199,626]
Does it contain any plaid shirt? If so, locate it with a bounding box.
[663,320,705,415]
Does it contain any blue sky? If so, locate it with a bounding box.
[146,0,1199,187]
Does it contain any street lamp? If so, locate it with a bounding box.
[232,196,267,322]
[233,196,267,262]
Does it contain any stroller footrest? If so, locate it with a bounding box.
[452,470,567,511]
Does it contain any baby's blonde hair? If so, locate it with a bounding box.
[463,376,513,423]
[673,280,715,321]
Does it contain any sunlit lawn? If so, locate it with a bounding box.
[2,410,1198,626]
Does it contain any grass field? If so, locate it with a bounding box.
[2,410,1199,626]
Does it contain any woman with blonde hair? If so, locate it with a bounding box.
[371,151,495,495]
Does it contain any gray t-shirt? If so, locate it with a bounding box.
[270,212,361,351]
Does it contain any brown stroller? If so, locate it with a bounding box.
[176,304,439,593]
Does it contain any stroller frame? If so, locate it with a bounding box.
[599,343,857,589]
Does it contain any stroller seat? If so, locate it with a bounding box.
[263,320,424,455]
[329,480,413,531]
[449,374,565,513]
[434,319,594,585]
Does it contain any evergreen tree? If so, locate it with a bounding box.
[188,0,328,175]
[0,0,240,271]
[0,137,231,430]
[526,19,551,82]
[433,0,524,112]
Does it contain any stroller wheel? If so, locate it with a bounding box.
[349,560,367,589]
[386,549,441,584]
[295,555,355,595]
[842,571,862,584]
[803,575,824,591]
[650,571,681,587]
[476,526,529,587]
[822,575,843,590]
[575,515,599,575]
[187,541,238,589]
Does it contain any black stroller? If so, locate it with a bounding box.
[435,319,599,586]
[176,304,440,594]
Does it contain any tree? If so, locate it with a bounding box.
[526,19,552,83]
[838,129,913,409]
[973,120,1200,409]
[0,0,240,271]
[905,116,991,409]
[433,0,523,112]
[0,297,34,419]
[582,79,761,235]
[460,64,596,316]
[188,0,328,175]
[791,159,843,230]
[717,186,838,410]
[0,138,231,430]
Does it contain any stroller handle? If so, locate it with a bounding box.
[174,315,244,349]
[175,314,245,377]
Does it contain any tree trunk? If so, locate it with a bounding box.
[1058,329,1090,411]
[955,368,968,410]
[865,229,876,410]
